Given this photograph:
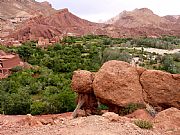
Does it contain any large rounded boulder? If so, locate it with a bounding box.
[93,60,143,107]
[140,70,180,109]
[71,70,94,93]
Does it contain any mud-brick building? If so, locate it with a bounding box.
[0,51,21,79]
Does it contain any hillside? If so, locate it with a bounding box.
[0,0,55,19]
[8,8,104,41]
[0,1,180,43]
[7,8,180,42]
[106,8,180,37]
[107,8,170,28]
[0,0,56,38]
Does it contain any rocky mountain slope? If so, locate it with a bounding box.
[8,8,104,41]
[0,0,56,38]
[107,8,169,28]
[1,1,180,43]
[0,0,55,19]
[164,15,180,22]
[106,8,180,37]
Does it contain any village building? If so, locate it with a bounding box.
[0,51,21,79]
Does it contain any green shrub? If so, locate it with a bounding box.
[103,38,112,45]
[31,101,47,115]
[134,120,153,129]
[43,90,76,114]
[10,66,23,72]
[120,103,145,115]
[98,104,108,110]
[3,91,31,115]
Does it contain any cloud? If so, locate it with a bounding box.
[36,0,180,22]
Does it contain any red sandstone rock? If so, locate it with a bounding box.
[140,70,180,109]
[136,67,146,76]
[72,70,94,93]
[93,60,144,107]
[126,109,153,121]
[154,108,180,135]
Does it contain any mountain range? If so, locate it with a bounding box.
[0,0,180,43]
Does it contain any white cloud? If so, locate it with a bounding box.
[36,0,180,22]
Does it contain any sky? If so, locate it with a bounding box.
[37,0,180,22]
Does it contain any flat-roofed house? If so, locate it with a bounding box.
[0,51,21,79]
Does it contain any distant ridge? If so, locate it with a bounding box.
[106,8,180,37]
[1,1,180,42]
[8,8,105,41]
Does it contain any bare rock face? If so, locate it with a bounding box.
[136,67,146,76]
[71,70,94,93]
[140,70,180,109]
[93,60,143,107]
[154,108,180,135]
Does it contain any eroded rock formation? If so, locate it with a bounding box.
[93,60,144,106]
[71,60,180,116]
[72,70,94,93]
[72,70,98,118]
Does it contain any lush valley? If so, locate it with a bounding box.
[0,35,179,115]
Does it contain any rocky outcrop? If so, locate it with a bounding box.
[93,60,143,106]
[71,71,98,118]
[72,60,180,116]
[140,70,180,109]
[72,70,94,93]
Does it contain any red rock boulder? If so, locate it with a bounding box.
[140,70,180,109]
[71,70,94,93]
[126,109,153,121]
[93,60,144,107]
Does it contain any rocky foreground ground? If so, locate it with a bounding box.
[0,108,179,135]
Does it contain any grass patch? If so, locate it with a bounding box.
[134,120,153,129]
